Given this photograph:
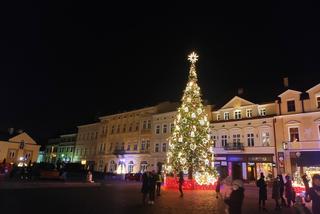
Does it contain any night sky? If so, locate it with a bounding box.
[1,2,320,144]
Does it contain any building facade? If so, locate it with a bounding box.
[274,84,320,177]
[211,96,277,181]
[0,132,40,166]
[56,134,77,163]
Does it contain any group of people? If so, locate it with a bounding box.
[256,172,320,214]
[141,170,162,205]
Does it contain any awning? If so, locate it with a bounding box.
[297,151,320,166]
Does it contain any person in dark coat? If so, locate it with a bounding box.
[272,177,281,210]
[156,172,162,196]
[148,171,156,204]
[141,172,149,205]
[178,171,184,197]
[224,179,245,214]
[305,174,320,214]
[215,177,221,199]
[278,174,287,207]
[257,172,267,211]
[285,175,294,207]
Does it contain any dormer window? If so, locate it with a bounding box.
[259,108,266,116]
[224,112,230,120]
[234,110,241,119]
[287,100,296,112]
[317,96,320,109]
[216,114,220,121]
[246,109,252,118]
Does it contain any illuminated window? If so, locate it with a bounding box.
[259,108,266,116]
[234,110,241,119]
[262,132,271,146]
[246,109,252,118]
[289,127,299,142]
[224,112,230,120]
[232,134,241,147]
[287,100,296,112]
[247,133,254,147]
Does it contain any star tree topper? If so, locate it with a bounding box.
[188,52,199,64]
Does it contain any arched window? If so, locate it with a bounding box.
[140,161,148,173]
[128,161,134,173]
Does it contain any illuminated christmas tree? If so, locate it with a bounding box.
[166,52,218,185]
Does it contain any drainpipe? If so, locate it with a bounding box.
[273,117,278,176]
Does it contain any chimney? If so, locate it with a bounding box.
[8,128,14,135]
[283,77,289,88]
[237,88,244,95]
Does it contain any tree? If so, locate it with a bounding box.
[166,52,218,185]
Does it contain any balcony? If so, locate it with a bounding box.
[224,143,244,151]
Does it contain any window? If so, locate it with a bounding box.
[234,110,241,119]
[143,121,147,129]
[163,124,168,134]
[287,100,296,112]
[259,108,266,116]
[170,123,174,132]
[147,120,151,129]
[232,134,241,147]
[155,143,160,152]
[111,125,115,134]
[246,109,252,118]
[162,143,167,152]
[317,96,320,108]
[262,132,271,146]
[155,125,161,134]
[123,124,126,133]
[133,144,138,151]
[146,140,150,150]
[127,144,131,151]
[212,135,216,147]
[216,114,220,121]
[8,150,15,158]
[121,142,125,150]
[128,161,134,173]
[224,112,230,120]
[247,133,254,147]
[117,125,120,133]
[141,140,146,151]
[109,143,113,152]
[140,161,148,173]
[135,122,139,131]
[129,124,132,132]
[99,144,103,152]
[221,135,228,147]
[289,127,299,142]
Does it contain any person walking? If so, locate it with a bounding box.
[178,171,184,198]
[278,174,287,207]
[141,171,149,205]
[257,172,268,211]
[272,177,281,210]
[285,175,294,207]
[156,172,162,196]
[215,177,221,199]
[305,174,320,214]
[224,179,245,214]
[148,171,156,204]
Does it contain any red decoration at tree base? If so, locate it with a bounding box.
[164,177,216,190]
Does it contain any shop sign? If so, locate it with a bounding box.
[248,156,272,162]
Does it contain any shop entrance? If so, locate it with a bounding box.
[232,162,242,180]
[247,163,256,181]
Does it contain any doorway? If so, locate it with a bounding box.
[232,162,242,180]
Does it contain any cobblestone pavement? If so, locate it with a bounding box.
[0,181,312,214]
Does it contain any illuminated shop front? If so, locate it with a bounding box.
[214,154,274,181]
